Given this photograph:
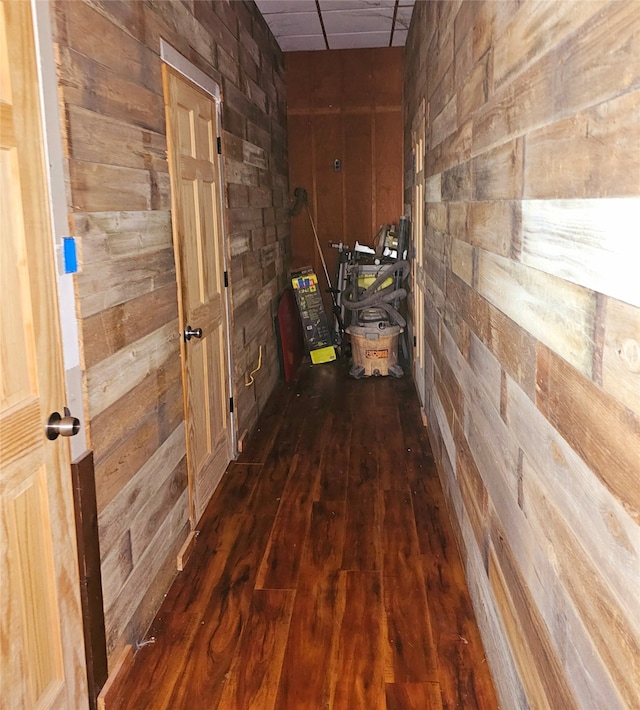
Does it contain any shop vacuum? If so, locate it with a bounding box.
[342,217,410,378]
[289,186,410,378]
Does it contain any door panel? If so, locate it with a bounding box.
[163,67,233,525]
[0,2,87,707]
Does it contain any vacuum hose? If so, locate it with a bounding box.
[289,187,307,217]
[342,260,410,327]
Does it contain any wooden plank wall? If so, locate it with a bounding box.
[52,0,289,667]
[403,2,640,708]
[286,48,403,315]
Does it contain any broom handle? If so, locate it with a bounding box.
[304,198,334,295]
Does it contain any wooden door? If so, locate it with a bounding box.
[0,2,88,707]
[163,67,233,525]
[412,101,427,407]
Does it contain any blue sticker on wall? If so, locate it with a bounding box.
[63,237,78,274]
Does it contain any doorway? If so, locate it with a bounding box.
[162,58,235,526]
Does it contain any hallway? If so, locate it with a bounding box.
[107,361,497,709]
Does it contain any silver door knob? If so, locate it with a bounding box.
[184,325,203,342]
[46,407,80,440]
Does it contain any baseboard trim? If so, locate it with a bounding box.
[177,530,199,571]
[97,645,134,710]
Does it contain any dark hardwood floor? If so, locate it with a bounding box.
[109,361,498,709]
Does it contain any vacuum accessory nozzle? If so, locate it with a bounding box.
[289,187,308,217]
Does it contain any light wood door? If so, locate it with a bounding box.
[412,101,427,407]
[163,67,233,525]
[0,2,88,707]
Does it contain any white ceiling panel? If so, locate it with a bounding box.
[329,31,391,49]
[265,11,323,36]
[319,0,396,10]
[255,0,416,51]
[322,8,395,34]
[255,0,317,13]
[395,4,414,30]
[391,29,408,46]
[279,34,328,51]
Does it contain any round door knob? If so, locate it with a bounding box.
[184,326,203,342]
[46,409,80,440]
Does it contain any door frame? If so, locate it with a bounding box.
[160,39,237,477]
[33,0,87,459]
[411,99,427,409]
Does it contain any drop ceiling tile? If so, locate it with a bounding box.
[319,0,395,10]
[395,5,414,30]
[391,28,408,47]
[265,11,323,37]
[278,34,328,51]
[328,31,390,49]
[255,0,317,13]
[255,0,416,51]
[322,8,394,34]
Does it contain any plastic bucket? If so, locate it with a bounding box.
[347,323,402,377]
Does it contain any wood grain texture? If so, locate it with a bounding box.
[487,540,579,710]
[477,250,596,376]
[76,248,176,319]
[82,284,178,370]
[455,430,488,552]
[86,321,179,418]
[313,112,344,316]
[58,43,164,132]
[94,414,161,513]
[521,458,640,708]
[286,47,404,290]
[74,210,172,264]
[506,374,640,617]
[1,3,88,704]
[89,353,182,465]
[473,138,523,201]
[103,489,190,656]
[56,0,289,667]
[473,2,640,154]
[601,296,640,416]
[523,90,640,199]
[217,589,295,710]
[67,104,166,172]
[98,425,185,562]
[319,410,352,500]
[344,112,373,244]
[536,345,640,522]
[254,414,325,589]
[521,198,640,308]
[383,490,439,684]
[491,0,607,90]
[107,362,497,709]
[96,645,133,710]
[447,275,538,398]
[406,2,640,707]
[466,201,519,257]
[386,682,444,710]
[69,158,170,212]
[71,451,108,708]
[333,571,386,709]
[275,500,347,708]
[57,0,159,88]
[413,466,496,710]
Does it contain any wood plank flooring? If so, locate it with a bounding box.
[108,361,498,709]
